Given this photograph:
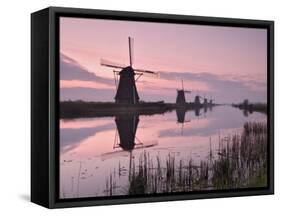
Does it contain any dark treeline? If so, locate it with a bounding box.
[232,99,267,114]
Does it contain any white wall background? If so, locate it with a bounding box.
[0,0,279,214]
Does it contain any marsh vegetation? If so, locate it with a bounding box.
[105,122,267,195]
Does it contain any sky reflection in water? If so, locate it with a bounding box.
[59,106,266,198]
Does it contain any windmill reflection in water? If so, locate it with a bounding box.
[101,113,158,180]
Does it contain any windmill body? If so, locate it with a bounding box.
[209,97,214,107]
[203,98,208,107]
[176,90,186,104]
[176,79,191,105]
[194,95,201,107]
[115,66,139,104]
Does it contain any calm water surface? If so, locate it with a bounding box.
[59,105,266,198]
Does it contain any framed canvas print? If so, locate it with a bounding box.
[31,7,274,208]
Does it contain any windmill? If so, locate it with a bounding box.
[194,95,209,107]
[202,95,208,110]
[194,95,201,107]
[194,94,203,116]
[195,95,208,113]
[176,79,191,105]
[101,37,158,104]
[209,96,214,107]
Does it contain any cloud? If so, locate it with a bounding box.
[60,80,115,90]
[60,53,114,85]
[159,71,267,103]
[59,53,266,104]
[60,87,115,102]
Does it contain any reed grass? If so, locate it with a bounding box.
[105,122,267,195]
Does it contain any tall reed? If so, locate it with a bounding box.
[105,122,267,195]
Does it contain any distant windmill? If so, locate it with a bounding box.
[176,79,191,105]
[101,37,158,104]
[203,95,208,108]
[208,96,214,112]
[194,95,208,107]
[209,96,213,106]
[194,95,201,107]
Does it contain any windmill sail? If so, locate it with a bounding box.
[100,59,126,69]
[134,68,157,74]
[128,37,134,66]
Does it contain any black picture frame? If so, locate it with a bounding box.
[31,6,274,209]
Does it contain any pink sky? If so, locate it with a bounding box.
[60,17,267,103]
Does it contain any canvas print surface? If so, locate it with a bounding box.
[59,17,268,199]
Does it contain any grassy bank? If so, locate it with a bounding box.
[60,100,175,118]
[59,100,212,119]
[105,122,267,196]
